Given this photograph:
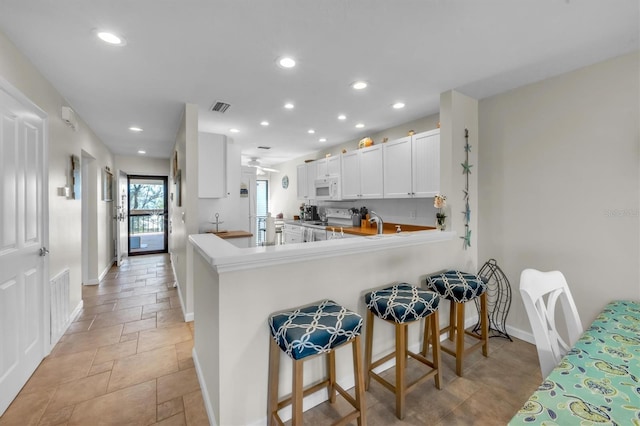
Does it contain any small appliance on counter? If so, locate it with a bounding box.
[302,205,320,222]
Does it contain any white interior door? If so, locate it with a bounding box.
[0,82,48,415]
[116,170,128,265]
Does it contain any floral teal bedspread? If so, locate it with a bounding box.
[509,300,640,425]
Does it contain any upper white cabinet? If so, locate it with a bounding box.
[198,132,227,198]
[382,136,412,198]
[341,145,383,199]
[297,162,317,200]
[316,156,341,178]
[411,129,440,197]
[383,129,440,198]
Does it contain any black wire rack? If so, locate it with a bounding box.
[473,258,513,341]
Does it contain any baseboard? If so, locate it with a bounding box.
[99,260,114,282]
[170,256,193,323]
[49,299,83,351]
[505,325,535,344]
[84,278,99,285]
[192,348,217,426]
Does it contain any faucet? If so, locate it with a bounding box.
[368,211,384,235]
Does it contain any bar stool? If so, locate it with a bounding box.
[267,300,366,426]
[364,284,441,420]
[425,270,489,376]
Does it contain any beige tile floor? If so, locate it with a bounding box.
[1,254,542,425]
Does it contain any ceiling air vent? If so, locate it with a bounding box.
[210,101,231,113]
[258,146,271,150]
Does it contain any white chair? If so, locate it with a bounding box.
[519,269,583,377]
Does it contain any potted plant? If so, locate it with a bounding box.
[434,194,447,230]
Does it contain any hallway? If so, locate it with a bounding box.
[0,254,208,425]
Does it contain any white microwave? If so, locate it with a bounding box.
[314,177,341,200]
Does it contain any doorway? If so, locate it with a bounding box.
[256,179,268,245]
[128,175,168,255]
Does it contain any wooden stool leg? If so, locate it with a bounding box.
[292,359,304,426]
[421,311,431,357]
[448,301,456,341]
[455,302,465,376]
[351,335,366,426]
[364,310,374,390]
[430,311,442,389]
[480,292,489,357]
[267,339,280,426]
[395,323,407,420]
[327,348,336,403]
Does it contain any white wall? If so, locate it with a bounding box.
[478,51,640,334]
[115,155,170,177]
[269,114,441,220]
[0,30,114,313]
[169,104,196,314]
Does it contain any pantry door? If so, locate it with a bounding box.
[0,80,48,415]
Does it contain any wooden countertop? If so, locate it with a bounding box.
[206,230,253,239]
[328,222,436,237]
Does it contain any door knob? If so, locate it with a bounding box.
[39,247,49,256]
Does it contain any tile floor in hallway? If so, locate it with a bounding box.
[1,253,543,425]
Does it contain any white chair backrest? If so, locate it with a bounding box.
[519,269,583,378]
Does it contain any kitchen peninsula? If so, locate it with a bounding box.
[189,229,468,425]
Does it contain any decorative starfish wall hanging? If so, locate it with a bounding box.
[461,128,472,249]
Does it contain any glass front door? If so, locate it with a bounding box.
[128,176,168,255]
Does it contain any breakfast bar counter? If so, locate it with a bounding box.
[188,229,470,425]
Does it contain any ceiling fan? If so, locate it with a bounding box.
[247,157,279,173]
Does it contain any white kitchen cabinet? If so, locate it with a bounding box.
[316,156,341,178]
[296,162,317,200]
[411,129,440,197]
[296,164,307,199]
[283,223,303,244]
[383,129,440,198]
[198,132,227,198]
[340,145,383,199]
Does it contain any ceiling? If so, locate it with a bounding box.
[0,1,637,167]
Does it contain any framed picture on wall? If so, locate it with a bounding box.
[102,168,113,202]
[173,151,178,181]
[175,169,182,207]
[71,155,81,199]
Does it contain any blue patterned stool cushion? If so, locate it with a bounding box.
[268,300,363,360]
[426,270,487,303]
[365,284,439,323]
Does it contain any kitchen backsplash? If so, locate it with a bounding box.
[319,198,437,226]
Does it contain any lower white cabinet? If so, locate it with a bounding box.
[283,223,303,244]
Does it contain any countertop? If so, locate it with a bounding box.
[206,230,253,239]
[286,219,436,236]
[337,223,435,237]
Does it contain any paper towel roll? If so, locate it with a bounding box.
[266,213,275,244]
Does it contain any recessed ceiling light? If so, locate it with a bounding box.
[351,81,368,90]
[284,103,294,109]
[392,102,405,109]
[129,126,143,132]
[277,56,296,68]
[308,129,315,134]
[230,128,240,133]
[355,123,365,128]
[260,121,269,126]
[338,114,346,120]
[137,150,146,154]
[319,138,327,142]
[96,31,126,46]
